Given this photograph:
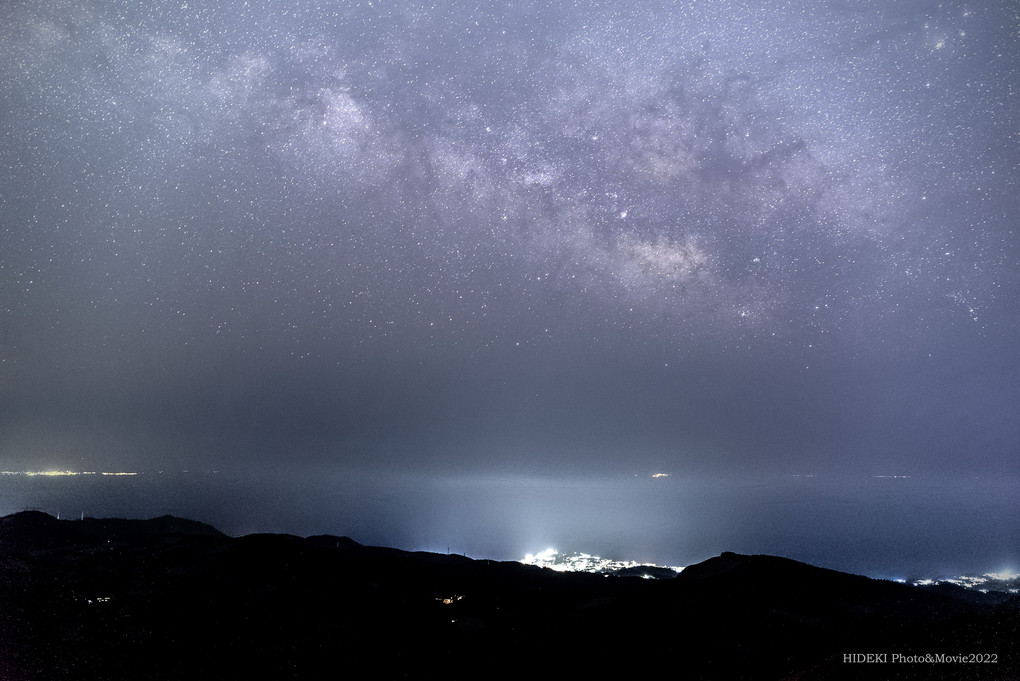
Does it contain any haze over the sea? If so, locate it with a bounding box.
[2,471,1016,580]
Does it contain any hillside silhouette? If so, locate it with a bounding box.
[0,511,1015,680]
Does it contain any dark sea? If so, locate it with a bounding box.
[1,471,1016,580]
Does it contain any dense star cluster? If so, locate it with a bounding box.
[0,0,1017,478]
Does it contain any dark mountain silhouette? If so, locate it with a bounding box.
[0,511,1015,680]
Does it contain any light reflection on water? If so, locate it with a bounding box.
[1,471,1016,579]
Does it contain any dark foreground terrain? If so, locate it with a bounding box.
[0,511,1016,680]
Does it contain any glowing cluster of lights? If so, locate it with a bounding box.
[913,571,1020,594]
[436,595,464,605]
[521,548,683,576]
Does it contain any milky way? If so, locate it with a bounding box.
[1,0,1017,480]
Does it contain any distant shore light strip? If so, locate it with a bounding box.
[0,471,138,476]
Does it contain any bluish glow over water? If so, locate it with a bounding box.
[1,471,1015,580]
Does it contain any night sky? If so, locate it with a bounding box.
[1,0,1017,567]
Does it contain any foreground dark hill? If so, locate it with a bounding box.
[0,512,1015,680]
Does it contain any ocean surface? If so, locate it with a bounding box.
[1,471,1016,580]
